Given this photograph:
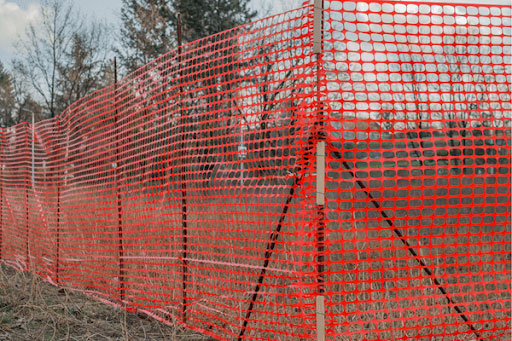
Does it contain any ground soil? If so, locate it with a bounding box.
[0,264,211,340]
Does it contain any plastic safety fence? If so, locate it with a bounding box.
[320,1,511,340]
[0,4,320,340]
[0,1,509,340]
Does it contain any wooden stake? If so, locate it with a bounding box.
[316,295,326,341]
[314,1,327,339]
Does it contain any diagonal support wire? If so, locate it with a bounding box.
[237,120,322,340]
[237,179,298,340]
[333,150,481,340]
[237,137,483,340]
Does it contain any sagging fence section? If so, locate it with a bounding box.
[0,1,510,340]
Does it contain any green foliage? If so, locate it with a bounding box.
[0,62,15,127]
[171,0,256,43]
[118,0,257,74]
[118,0,175,73]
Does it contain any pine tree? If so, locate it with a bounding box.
[117,0,175,73]
[0,62,15,127]
[171,0,256,43]
[166,1,256,188]
[117,0,258,187]
[118,0,257,73]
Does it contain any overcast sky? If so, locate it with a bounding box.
[0,0,119,63]
[0,0,303,64]
[0,0,509,66]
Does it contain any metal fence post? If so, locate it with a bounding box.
[177,13,189,322]
[114,57,125,303]
[25,124,30,270]
[55,119,61,284]
[0,129,3,261]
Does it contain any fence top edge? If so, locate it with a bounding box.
[350,0,510,6]
[6,0,510,133]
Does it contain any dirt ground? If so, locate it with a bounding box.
[0,264,211,341]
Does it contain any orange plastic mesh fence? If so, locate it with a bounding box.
[0,1,510,340]
[320,1,511,340]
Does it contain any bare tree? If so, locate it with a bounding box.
[13,0,111,118]
[56,22,111,111]
[13,0,76,118]
[0,61,44,126]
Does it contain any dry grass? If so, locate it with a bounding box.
[1,177,311,339]
[0,264,213,341]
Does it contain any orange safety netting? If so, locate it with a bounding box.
[0,1,510,340]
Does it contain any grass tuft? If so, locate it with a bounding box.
[0,264,213,340]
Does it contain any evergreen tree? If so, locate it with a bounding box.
[118,0,256,73]
[171,0,256,43]
[117,0,175,74]
[116,0,257,188]
[167,1,256,188]
[0,62,15,127]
